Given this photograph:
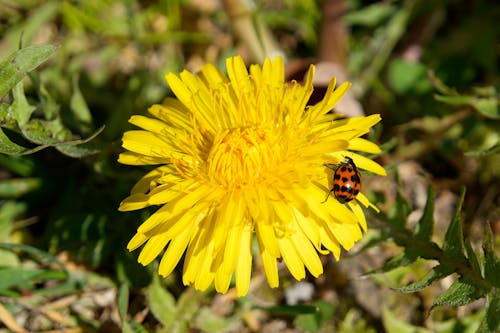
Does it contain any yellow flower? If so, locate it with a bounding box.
[118,55,386,296]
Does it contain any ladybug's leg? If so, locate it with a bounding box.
[324,163,337,170]
[322,188,334,204]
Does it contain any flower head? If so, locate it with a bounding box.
[119,55,386,296]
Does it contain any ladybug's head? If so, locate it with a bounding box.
[344,156,355,166]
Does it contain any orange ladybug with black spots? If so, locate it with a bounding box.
[323,157,362,204]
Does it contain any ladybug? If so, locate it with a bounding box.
[323,157,362,204]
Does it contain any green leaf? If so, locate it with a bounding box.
[0,178,42,198]
[21,119,65,145]
[465,141,500,157]
[171,288,205,331]
[294,300,336,333]
[0,201,26,239]
[0,103,9,122]
[128,320,149,333]
[70,75,94,134]
[388,59,431,94]
[434,94,474,106]
[0,201,25,267]
[122,322,134,333]
[465,240,482,277]
[61,2,106,32]
[11,81,36,126]
[0,45,58,99]
[430,278,484,311]
[1,1,59,56]
[477,288,500,333]
[0,155,36,177]
[0,242,67,272]
[55,142,101,158]
[147,274,176,327]
[38,81,61,120]
[428,72,457,96]
[344,3,396,27]
[388,185,411,229]
[0,128,28,155]
[414,186,435,242]
[365,251,418,275]
[395,264,453,293]
[196,307,240,333]
[117,283,129,323]
[382,307,431,333]
[482,226,500,288]
[55,125,104,157]
[434,94,499,119]
[472,97,499,119]
[442,187,467,262]
[0,267,67,294]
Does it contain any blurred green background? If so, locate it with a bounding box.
[0,0,498,332]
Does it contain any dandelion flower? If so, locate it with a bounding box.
[118,55,386,296]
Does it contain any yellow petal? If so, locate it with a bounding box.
[119,193,150,211]
[325,81,351,110]
[138,232,170,265]
[348,137,382,154]
[147,179,198,205]
[260,248,279,288]
[328,222,362,251]
[214,266,232,294]
[194,241,215,291]
[356,192,380,213]
[129,115,169,134]
[293,208,325,254]
[148,102,191,130]
[122,130,172,157]
[329,151,386,176]
[226,56,251,93]
[127,232,148,251]
[302,139,349,157]
[291,228,323,277]
[256,221,280,258]
[165,72,194,108]
[130,166,169,195]
[278,237,305,280]
[137,185,214,234]
[270,56,284,85]
[118,152,169,165]
[317,222,341,260]
[159,224,193,277]
[200,62,228,87]
[183,215,215,289]
[221,193,245,274]
[349,200,368,232]
[235,226,253,296]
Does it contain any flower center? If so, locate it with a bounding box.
[206,127,276,189]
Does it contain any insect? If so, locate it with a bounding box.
[323,157,362,204]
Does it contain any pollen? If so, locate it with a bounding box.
[206,127,276,189]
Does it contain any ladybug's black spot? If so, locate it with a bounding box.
[341,177,348,182]
[353,189,359,195]
[334,174,341,180]
[333,184,340,191]
[341,185,353,193]
[351,175,360,182]
[335,194,351,203]
[340,166,347,172]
